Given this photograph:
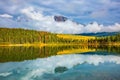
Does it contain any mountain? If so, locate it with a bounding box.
[78,32,120,36]
[54,15,80,25]
[54,16,68,22]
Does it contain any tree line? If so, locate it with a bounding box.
[88,34,120,45]
[0,28,120,44]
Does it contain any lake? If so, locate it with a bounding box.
[0,45,120,80]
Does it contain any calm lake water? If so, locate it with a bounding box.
[0,45,120,80]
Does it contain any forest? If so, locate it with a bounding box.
[0,28,120,45]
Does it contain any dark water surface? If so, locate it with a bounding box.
[0,45,120,80]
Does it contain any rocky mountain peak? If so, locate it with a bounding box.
[54,16,67,22]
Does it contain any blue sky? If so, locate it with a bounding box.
[0,0,120,33]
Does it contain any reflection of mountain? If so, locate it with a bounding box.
[0,45,120,62]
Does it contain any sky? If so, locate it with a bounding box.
[0,0,120,33]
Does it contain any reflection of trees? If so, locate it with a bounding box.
[0,45,120,62]
[0,46,91,62]
[96,45,120,54]
[88,45,120,54]
[57,45,95,54]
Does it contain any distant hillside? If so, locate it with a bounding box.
[78,32,119,36]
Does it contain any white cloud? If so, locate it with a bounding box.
[101,23,120,32]
[19,7,120,34]
[20,7,82,33]
[0,14,13,18]
[84,22,102,33]
[0,0,119,25]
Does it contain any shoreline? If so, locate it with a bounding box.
[0,43,120,47]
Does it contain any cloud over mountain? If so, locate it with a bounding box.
[0,6,120,34]
[0,0,120,24]
[20,7,120,33]
[0,0,120,34]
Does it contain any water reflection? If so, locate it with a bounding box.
[0,54,120,80]
[0,45,120,80]
[0,45,120,62]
